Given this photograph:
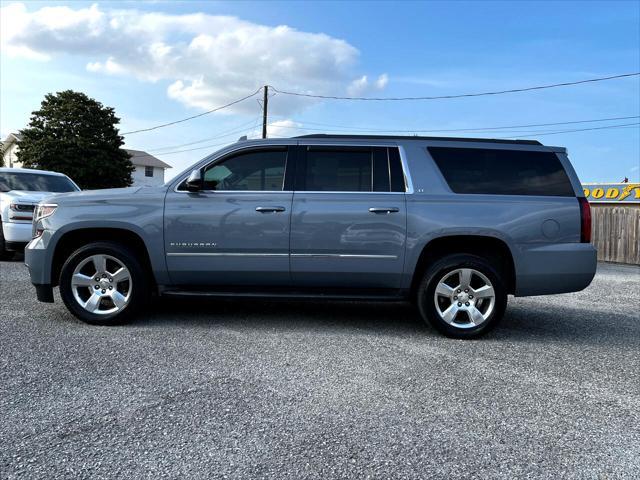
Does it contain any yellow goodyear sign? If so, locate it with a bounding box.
[582,183,640,203]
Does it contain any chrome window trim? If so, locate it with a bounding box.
[178,190,294,195]
[397,145,414,194]
[171,141,415,195]
[296,191,405,195]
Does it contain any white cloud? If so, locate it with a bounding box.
[0,2,388,115]
[347,74,389,96]
[630,165,639,172]
[375,73,389,89]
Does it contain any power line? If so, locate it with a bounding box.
[126,120,639,164]
[121,87,263,135]
[131,117,266,157]
[138,118,639,157]
[259,116,640,135]
[149,118,260,152]
[503,122,640,138]
[269,72,639,101]
[119,73,639,137]
[130,141,233,158]
[278,115,640,133]
[152,121,638,155]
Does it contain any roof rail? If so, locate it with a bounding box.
[295,134,543,146]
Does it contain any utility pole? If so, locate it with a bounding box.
[262,85,268,139]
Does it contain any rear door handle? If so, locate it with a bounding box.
[369,207,400,214]
[256,206,286,213]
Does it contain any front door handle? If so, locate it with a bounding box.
[256,206,286,213]
[369,207,400,214]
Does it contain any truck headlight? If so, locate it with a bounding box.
[10,203,34,212]
[33,204,58,223]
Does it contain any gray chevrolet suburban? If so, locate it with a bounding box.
[24,135,596,338]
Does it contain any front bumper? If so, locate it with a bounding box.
[34,284,54,303]
[25,235,55,303]
[2,221,32,243]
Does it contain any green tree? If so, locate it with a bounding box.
[17,90,134,189]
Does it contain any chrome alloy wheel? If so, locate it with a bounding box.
[71,254,132,315]
[433,268,496,329]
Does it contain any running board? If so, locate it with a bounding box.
[160,288,406,302]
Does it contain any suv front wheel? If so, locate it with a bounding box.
[59,242,149,325]
[417,254,507,338]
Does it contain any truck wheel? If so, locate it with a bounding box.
[59,242,149,325]
[0,221,13,260]
[417,254,507,339]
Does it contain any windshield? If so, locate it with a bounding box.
[0,172,79,193]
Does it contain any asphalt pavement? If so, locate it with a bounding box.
[1,258,639,479]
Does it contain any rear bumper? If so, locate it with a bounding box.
[515,243,597,296]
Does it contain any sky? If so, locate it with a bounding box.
[1,0,639,182]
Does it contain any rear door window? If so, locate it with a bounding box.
[304,148,372,192]
[299,146,405,192]
[428,147,574,196]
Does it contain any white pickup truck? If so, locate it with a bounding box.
[0,168,79,258]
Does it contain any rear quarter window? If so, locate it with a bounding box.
[427,147,575,197]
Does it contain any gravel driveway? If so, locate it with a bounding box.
[1,259,639,479]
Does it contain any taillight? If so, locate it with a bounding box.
[578,197,591,243]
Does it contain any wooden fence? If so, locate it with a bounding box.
[591,204,640,265]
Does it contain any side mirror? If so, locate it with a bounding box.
[185,169,203,192]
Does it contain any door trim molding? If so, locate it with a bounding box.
[291,253,398,259]
[166,252,398,259]
[166,252,288,257]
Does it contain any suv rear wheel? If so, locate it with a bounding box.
[59,242,149,325]
[417,254,507,338]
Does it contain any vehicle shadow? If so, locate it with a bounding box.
[1,252,24,262]
[493,302,639,346]
[132,295,639,347]
[140,296,427,338]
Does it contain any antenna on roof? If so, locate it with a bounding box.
[237,135,248,142]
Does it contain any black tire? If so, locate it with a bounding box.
[59,241,149,325]
[0,221,14,260]
[417,253,507,339]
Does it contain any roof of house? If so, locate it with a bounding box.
[126,149,172,169]
[2,133,22,152]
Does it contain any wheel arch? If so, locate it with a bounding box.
[409,234,516,298]
[51,227,156,288]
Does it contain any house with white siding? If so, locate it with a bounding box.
[126,149,172,186]
[2,133,23,168]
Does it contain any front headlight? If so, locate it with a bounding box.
[32,203,57,238]
[33,203,57,224]
[10,203,35,212]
